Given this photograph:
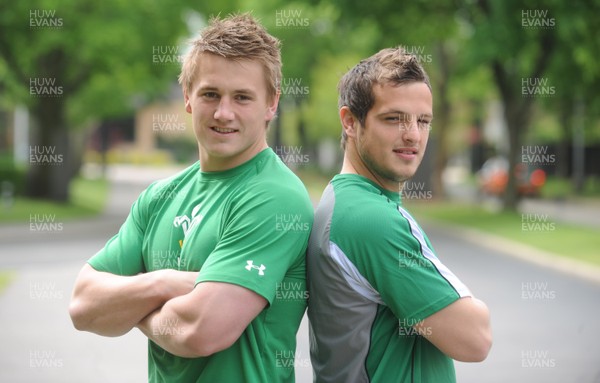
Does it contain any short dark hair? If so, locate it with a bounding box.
[338,47,431,149]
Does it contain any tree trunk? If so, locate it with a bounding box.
[26,97,71,202]
[556,105,571,179]
[431,42,451,199]
[502,99,527,211]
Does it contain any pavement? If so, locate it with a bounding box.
[1,164,599,382]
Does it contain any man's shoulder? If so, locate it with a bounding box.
[331,175,399,217]
[247,150,311,203]
[320,175,404,240]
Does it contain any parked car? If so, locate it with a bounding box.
[477,156,546,197]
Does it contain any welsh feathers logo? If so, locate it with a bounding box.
[173,204,203,239]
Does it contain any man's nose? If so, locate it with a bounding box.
[214,98,234,121]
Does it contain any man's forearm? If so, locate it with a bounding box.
[137,281,266,359]
[137,295,200,358]
[69,264,197,337]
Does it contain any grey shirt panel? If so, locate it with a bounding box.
[307,183,379,383]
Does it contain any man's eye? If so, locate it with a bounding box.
[418,120,432,130]
[385,116,400,122]
[202,92,219,99]
[235,94,251,101]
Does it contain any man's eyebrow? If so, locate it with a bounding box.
[197,86,257,95]
[378,110,434,119]
[197,86,218,93]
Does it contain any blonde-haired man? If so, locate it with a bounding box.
[70,14,313,382]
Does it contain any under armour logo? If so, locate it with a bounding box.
[245,260,266,276]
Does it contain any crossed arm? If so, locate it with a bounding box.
[69,264,267,356]
[415,296,492,362]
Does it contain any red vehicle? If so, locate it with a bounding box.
[478,157,546,197]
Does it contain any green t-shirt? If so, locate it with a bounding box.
[89,149,313,382]
[307,174,472,383]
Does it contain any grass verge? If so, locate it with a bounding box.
[406,201,600,267]
[0,177,109,223]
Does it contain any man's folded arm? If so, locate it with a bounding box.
[137,281,268,358]
[415,296,492,362]
[69,263,197,337]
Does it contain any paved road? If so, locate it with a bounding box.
[1,169,599,382]
[424,224,600,383]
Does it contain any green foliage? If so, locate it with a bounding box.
[304,53,363,143]
[0,0,194,123]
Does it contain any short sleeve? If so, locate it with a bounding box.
[197,180,313,305]
[87,185,153,276]
[333,202,468,323]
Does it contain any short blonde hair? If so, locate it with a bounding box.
[179,13,282,101]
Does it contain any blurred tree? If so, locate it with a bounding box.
[0,0,195,202]
[536,0,600,191]
[460,0,600,207]
[304,0,461,197]
[242,0,345,160]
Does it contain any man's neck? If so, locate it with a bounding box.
[340,152,401,193]
[198,141,268,172]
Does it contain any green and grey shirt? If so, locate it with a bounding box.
[307,174,471,383]
[89,148,313,382]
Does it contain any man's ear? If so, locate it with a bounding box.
[184,89,192,114]
[265,91,281,122]
[340,106,359,138]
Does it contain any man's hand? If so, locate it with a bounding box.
[69,264,198,337]
[152,268,198,300]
